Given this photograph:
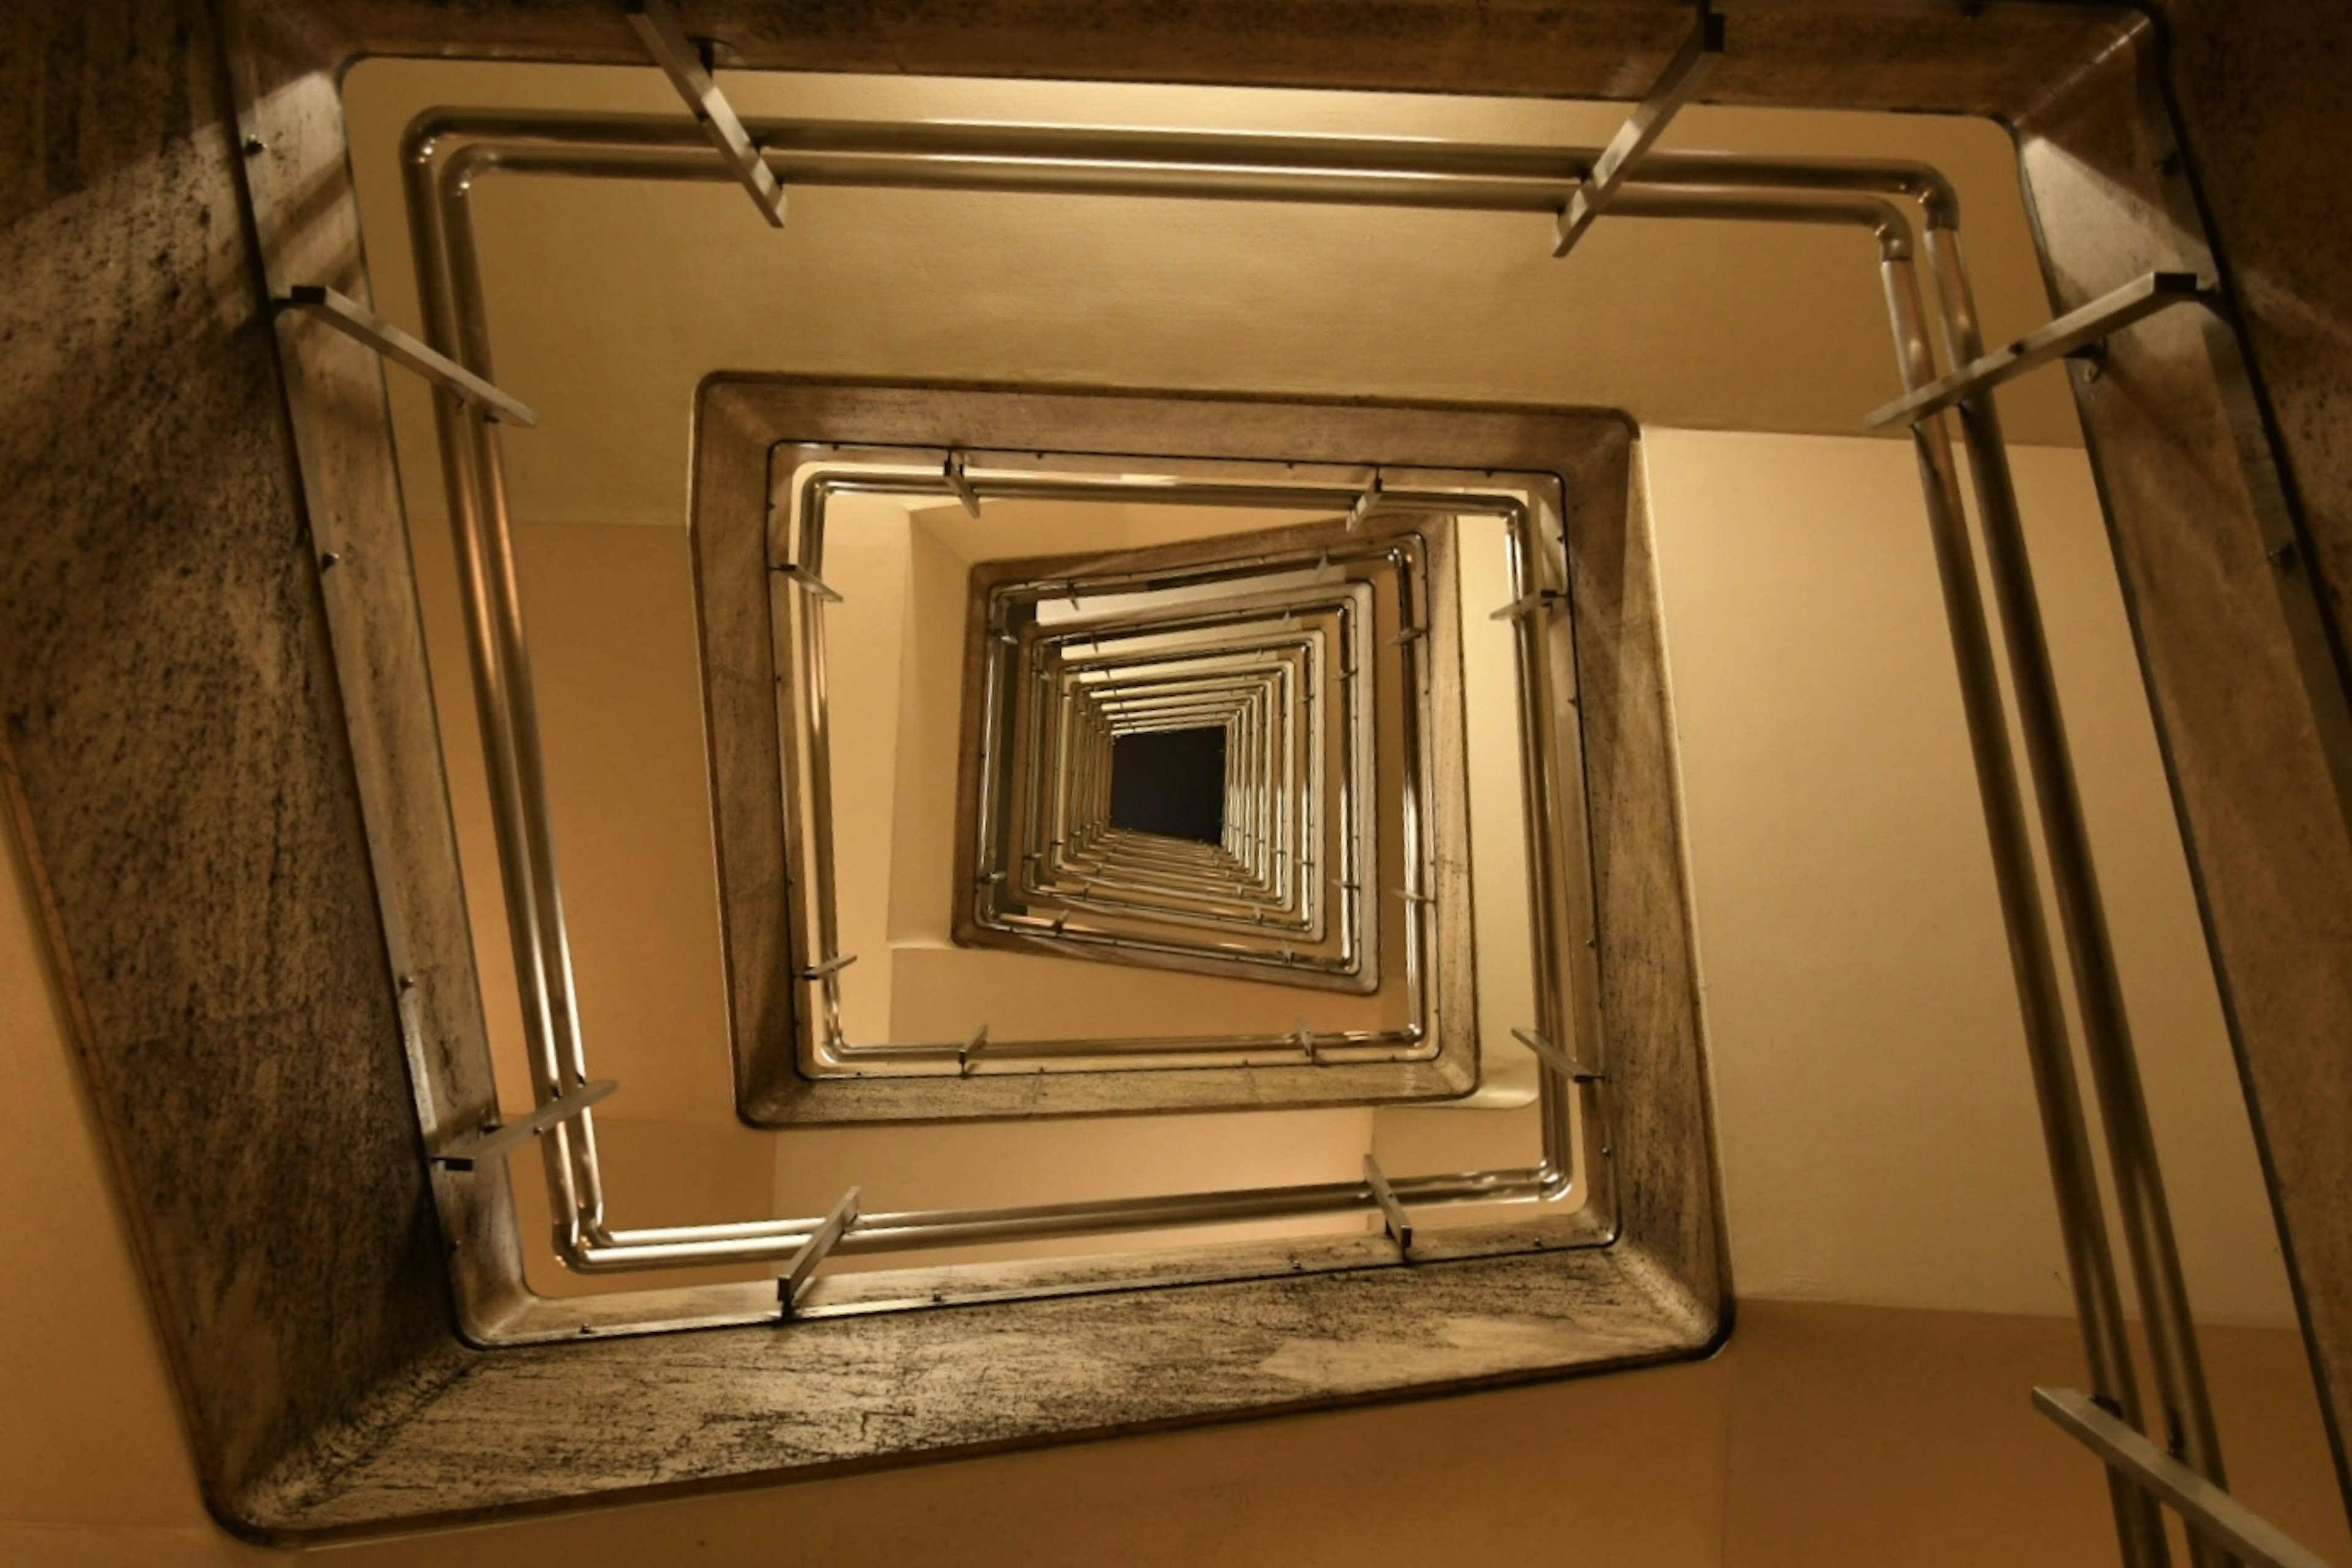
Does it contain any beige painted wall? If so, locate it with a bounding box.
[1646,429,2291,1327]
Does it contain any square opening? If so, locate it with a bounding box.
[1109,727,1229,845]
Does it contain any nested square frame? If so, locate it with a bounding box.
[951,533,1412,1025]
[704,408,1507,1123]
[18,0,2321,1537]
[979,562,1384,988]
[788,510,1443,1080]
[992,576,1373,987]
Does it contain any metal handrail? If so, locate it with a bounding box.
[326,83,2320,1568]
[396,108,1969,1310]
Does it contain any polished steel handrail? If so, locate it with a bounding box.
[395,113,1956,1288]
[1030,613,1323,932]
[394,113,2030,1357]
[310,83,2294,1566]
[386,111,1971,1292]
[809,482,1455,1056]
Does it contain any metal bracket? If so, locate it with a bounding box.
[2034,1389,2332,1568]
[1491,587,1566,623]
[276,286,539,427]
[1553,4,1726,258]
[1866,271,2217,429]
[957,1025,990,1077]
[944,451,983,517]
[799,951,857,980]
[777,1186,861,1318]
[1390,625,1426,647]
[627,0,787,227]
[1344,472,1384,531]
[1513,1026,1605,1084]
[775,562,843,603]
[1363,1153,1413,1254]
[432,1077,617,1170]
[1295,1022,1322,1065]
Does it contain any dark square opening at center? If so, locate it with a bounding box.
[1109,726,1229,845]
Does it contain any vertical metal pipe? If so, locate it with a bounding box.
[790,489,851,1046]
[1882,252,2171,1567]
[435,157,612,1241]
[400,129,595,1255]
[1336,594,1366,978]
[1390,538,1434,1053]
[1504,504,1578,1182]
[1922,225,2230,1552]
